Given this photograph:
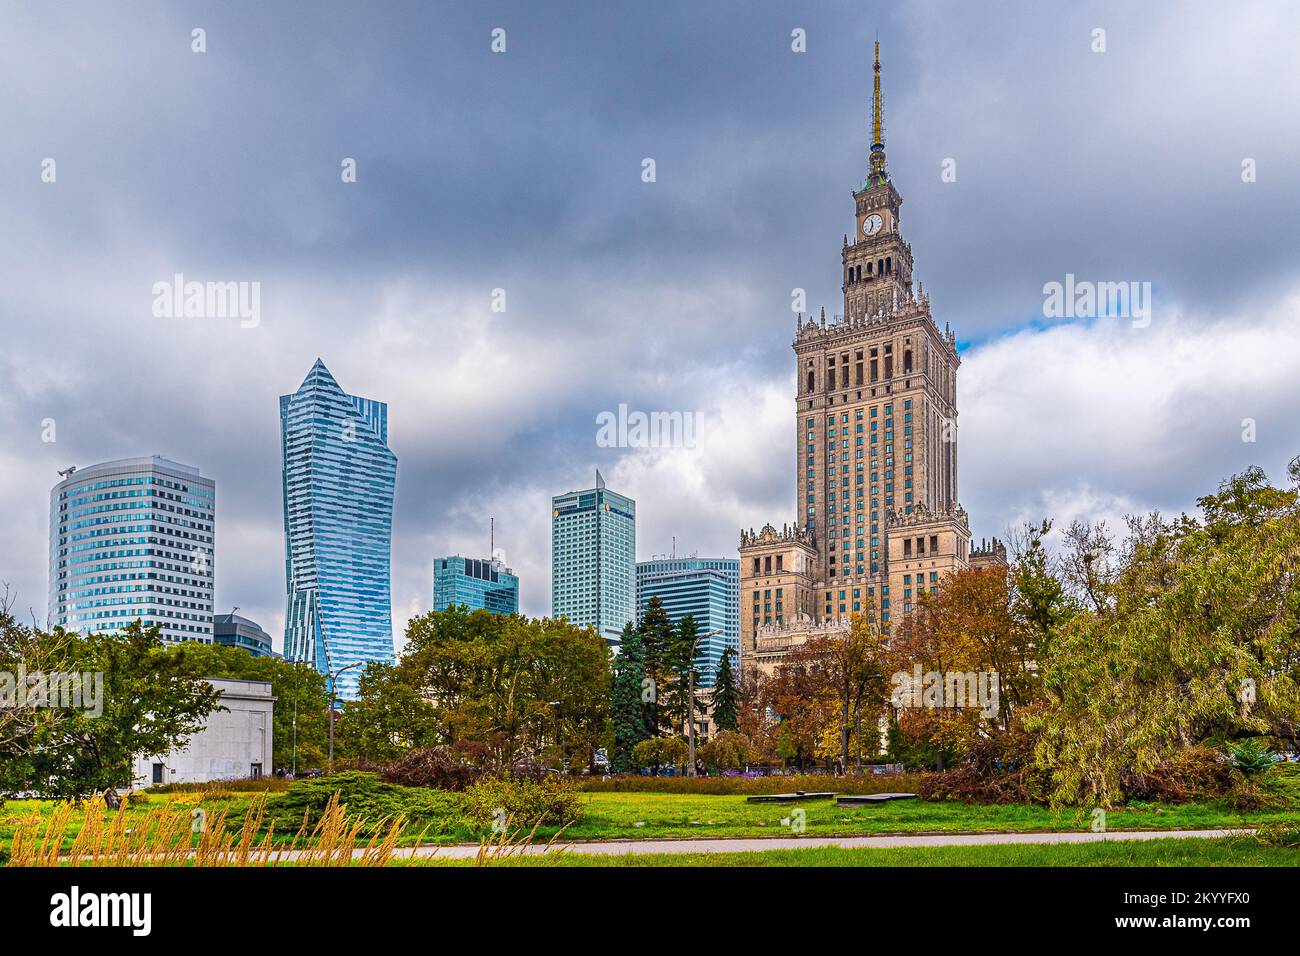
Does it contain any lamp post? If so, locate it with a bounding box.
[687,629,724,777]
[548,700,562,774]
[327,661,363,770]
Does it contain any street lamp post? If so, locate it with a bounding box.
[327,661,363,770]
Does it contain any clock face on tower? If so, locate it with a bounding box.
[862,213,883,236]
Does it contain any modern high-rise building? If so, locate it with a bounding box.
[280,359,397,701]
[739,43,993,679]
[47,455,215,643]
[213,612,274,658]
[433,555,519,615]
[551,471,635,646]
[636,557,739,686]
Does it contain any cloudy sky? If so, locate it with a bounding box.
[3,1,1298,652]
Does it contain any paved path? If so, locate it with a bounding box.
[404,828,1253,859]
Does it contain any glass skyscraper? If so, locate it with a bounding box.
[433,555,519,615]
[636,557,740,686]
[48,456,215,643]
[281,359,397,701]
[551,471,635,646]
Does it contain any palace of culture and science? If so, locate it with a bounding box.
[739,43,1003,680]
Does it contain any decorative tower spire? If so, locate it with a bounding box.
[869,39,887,181]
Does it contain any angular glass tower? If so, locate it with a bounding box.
[551,471,635,646]
[280,359,397,701]
[432,555,519,615]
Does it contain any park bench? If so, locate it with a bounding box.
[745,791,838,804]
[836,792,917,806]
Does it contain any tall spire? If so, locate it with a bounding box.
[869,39,887,180]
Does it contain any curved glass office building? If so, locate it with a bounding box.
[281,359,397,701]
[48,455,216,643]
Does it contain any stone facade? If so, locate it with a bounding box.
[133,678,275,786]
[740,44,978,677]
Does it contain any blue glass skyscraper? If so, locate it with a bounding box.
[281,359,397,701]
[636,557,740,686]
[433,555,519,615]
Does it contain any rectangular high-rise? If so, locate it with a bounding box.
[433,555,519,615]
[281,359,397,701]
[636,557,739,686]
[551,471,635,646]
[48,455,215,643]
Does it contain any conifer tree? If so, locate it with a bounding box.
[610,622,651,773]
[710,647,740,732]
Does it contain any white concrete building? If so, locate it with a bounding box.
[134,678,275,786]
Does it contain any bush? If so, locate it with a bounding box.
[1227,739,1275,777]
[697,731,754,772]
[463,777,584,832]
[1252,761,1300,807]
[631,737,688,773]
[268,771,467,837]
[1122,746,1239,803]
[915,728,1053,805]
[382,746,486,792]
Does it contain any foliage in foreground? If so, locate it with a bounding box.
[6,792,406,867]
[267,772,467,838]
[464,776,584,830]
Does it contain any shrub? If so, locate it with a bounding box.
[697,731,754,772]
[268,771,467,837]
[631,737,687,773]
[1253,761,1300,807]
[1227,739,1275,777]
[1220,777,1281,812]
[915,729,1053,805]
[1121,746,1239,803]
[463,777,584,832]
[382,746,486,792]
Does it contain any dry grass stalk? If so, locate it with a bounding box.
[472,814,571,866]
[5,789,411,867]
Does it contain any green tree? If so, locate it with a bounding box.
[344,607,612,773]
[637,596,675,732]
[337,662,442,763]
[0,618,221,799]
[710,648,740,732]
[662,613,703,731]
[610,622,651,773]
[1036,463,1300,806]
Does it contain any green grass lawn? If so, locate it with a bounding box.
[409,837,1300,867]
[3,788,1293,857]
[551,792,1290,843]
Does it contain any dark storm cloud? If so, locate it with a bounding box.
[2,1,1298,644]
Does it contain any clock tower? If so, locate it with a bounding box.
[843,41,913,323]
[740,39,986,677]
